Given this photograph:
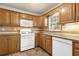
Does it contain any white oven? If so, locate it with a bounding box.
[20,29,35,51]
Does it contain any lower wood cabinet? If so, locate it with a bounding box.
[35,33,40,47]
[0,36,8,55]
[8,35,20,53]
[73,41,79,56]
[45,38,52,55]
[0,35,20,55]
[41,37,46,49]
[40,34,52,55]
[73,49,79,56]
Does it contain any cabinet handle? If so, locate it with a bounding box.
[75,48,79,50]
[78,16,79,20]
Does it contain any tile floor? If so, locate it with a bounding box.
[7,47,50,56]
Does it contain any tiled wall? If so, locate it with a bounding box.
[62,22,79,31]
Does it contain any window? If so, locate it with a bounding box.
[48,13,61,31]
[20,19,33,27]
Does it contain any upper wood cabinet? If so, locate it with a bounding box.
[10,11,20,26]
[60,3,75,24]
[20,13,33,20]
[43,3,77,24]
[39,16,44,27]
[76,3,79,22]
[33,16,38,27]
[0,9,20,26]
[33,16,44,27]
[0,9,10,25]
[43,16,48,27]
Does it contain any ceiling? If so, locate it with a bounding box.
[0,3,59,15]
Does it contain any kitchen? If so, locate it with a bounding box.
[0,3,79,56]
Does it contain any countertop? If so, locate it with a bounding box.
[42,31,79,41]
[0,32,19,35]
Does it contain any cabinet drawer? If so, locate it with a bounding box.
[46,36,52,39]
[74,49,79,56]
[42,35,52,39]
[73,42,79,49]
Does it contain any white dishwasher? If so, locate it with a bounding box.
[52,37,72,56]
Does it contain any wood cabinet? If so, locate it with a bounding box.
[76,3,79,22]
[0,36,8,55]
[41,36,46,49]
[0,35,20,55]
[0,8,43,27]
[35,33,41,47]
[33,16,44,27]
[33,16,39,27]
[60,3,75,24]
[73,49,79,56]
[0,8,34,26]
[0,9,20,26]
[10,11,20,26]
[40,34,52,55]
[45,38,52,54]
[8,35,20,53]
[73,41,79,56]
[43,3,77,24]
[0,9,10,25]
[39,16,44,27]
[43,16,48,27]
[20,13,33,20]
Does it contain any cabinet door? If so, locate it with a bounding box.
[35,33,40,47]
[41,37,46,49]
[27,15,33,20]
[74,49,79,56]
[38,34,45,49]
[43,16,48,27]
[0,36,8,55]
[76,3,79,22]
[39,16,44,27]
[40,35,52,55]
[45,37,52,55]
[10,11,20,26]
[33,16,43,27]
[0,9,10,25]
[60,4,75,24]
[33,16,38,27]
[73,41,79,56]
[20,13,33,20]
[8,35,19,53]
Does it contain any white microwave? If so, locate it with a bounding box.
[20,19,33,27]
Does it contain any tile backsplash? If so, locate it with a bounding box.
[62,22,79,31]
